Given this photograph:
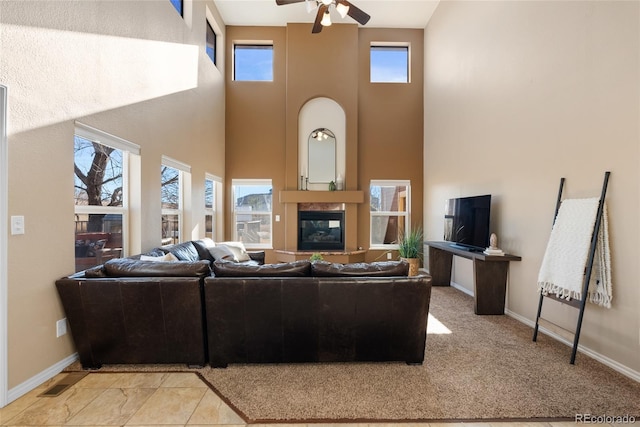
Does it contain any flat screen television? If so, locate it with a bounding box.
[444,194,491,252]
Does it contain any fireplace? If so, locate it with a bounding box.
[298,210,345,251]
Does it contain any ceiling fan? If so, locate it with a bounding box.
[275,0,371,34]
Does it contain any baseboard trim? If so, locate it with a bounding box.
[506,309,640,383]
[450,281,473,297]
[7,353,78,404]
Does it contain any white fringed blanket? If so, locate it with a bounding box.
[537,198,612,308]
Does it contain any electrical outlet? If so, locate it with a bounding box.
[386,252,392,260]
[56,318,67,337]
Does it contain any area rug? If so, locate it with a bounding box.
[65,287,640,422]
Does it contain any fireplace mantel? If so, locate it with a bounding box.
[279,190,364,204]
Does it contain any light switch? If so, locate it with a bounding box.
[275,215,281,222]
[11,215,25,235]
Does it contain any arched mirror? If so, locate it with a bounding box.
[308,128,336,184]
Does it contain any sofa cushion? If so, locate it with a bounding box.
[103,258,211,277]
[192,238,216,263]
[208,245,236,262]
[311,260,409,277]
[219,241,251,262]
[212,260,312,277]
[159,241,200,261]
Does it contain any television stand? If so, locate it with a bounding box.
[425,241,522,315]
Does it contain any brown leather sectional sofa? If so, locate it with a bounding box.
[56,240,432,369]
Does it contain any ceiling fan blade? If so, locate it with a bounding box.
[275,0,306,5]
[312,4,328,34]
[341,0,371,25]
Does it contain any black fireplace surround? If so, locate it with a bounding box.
[298,210,345,251]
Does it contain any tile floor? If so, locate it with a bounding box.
[0,371,608,426]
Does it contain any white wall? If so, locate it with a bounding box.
[0,0,226,396]
[424,1,640,372]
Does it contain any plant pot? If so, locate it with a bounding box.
[401,257,420,276]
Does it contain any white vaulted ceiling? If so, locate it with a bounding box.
[213,0,440,29]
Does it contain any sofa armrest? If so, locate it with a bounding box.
[247,250,265,265]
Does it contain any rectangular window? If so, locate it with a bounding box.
[234,44,274,81]
[74,123,140,272]
[370,45,409,83]
[161,157,190,245]
[205,174,221,241]
[206,19,216,65]
[170,0,183,16]
[232,179,272,248]
[370,180,410,248]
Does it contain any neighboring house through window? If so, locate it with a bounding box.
[370,180,411,249]
[74,123,140,272]
[161,156,190,245]
[232,179,272,248]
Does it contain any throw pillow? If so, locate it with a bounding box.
[208,245,236,262]
[219,241,251,262]
[140,253,179,262]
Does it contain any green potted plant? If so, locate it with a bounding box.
[309,252,324,262]
[398,226,423,276]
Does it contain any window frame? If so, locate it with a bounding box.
[369,179,411,250]
[205,173,222,241]
[206,18,216,65]
[161,156,190,245]
[233,43,274,82]
[370,42,410,84]
[74,122,140,267]
[231,178,273,249]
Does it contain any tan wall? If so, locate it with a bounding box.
[1,0,226,390]
[225,24,424,263]
[424,1,640,371]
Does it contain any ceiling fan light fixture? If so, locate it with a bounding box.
[320,0,333,5]
[320,11,332,26]
[336,2,349,18]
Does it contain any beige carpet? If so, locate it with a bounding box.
[66,287,640,422]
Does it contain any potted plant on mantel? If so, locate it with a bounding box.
[398,227,423,277]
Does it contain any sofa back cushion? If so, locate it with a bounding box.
[159,241,200,261]
[104,258,211,277]
[212,260,311,277]
[311,260,409,277]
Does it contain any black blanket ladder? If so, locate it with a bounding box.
[532,171,610,364]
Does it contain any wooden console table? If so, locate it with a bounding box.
[425,241,521,315]
[275,249,366,264]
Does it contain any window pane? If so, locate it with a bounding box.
[170,0,182,16]
[205,214,213,239]
[74,136,123,207]
[75,213,123,272]
[161,165,180,209]
[205,179,214,208]
[233,182,272,246]
[162,214,180,245]
[234,45,273,81]
[371,215,404,245]
[370,185,408,212]
[371,46,408,83]
[206,20,216,64]
[235,213,270,245]
[234,185,272,211]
